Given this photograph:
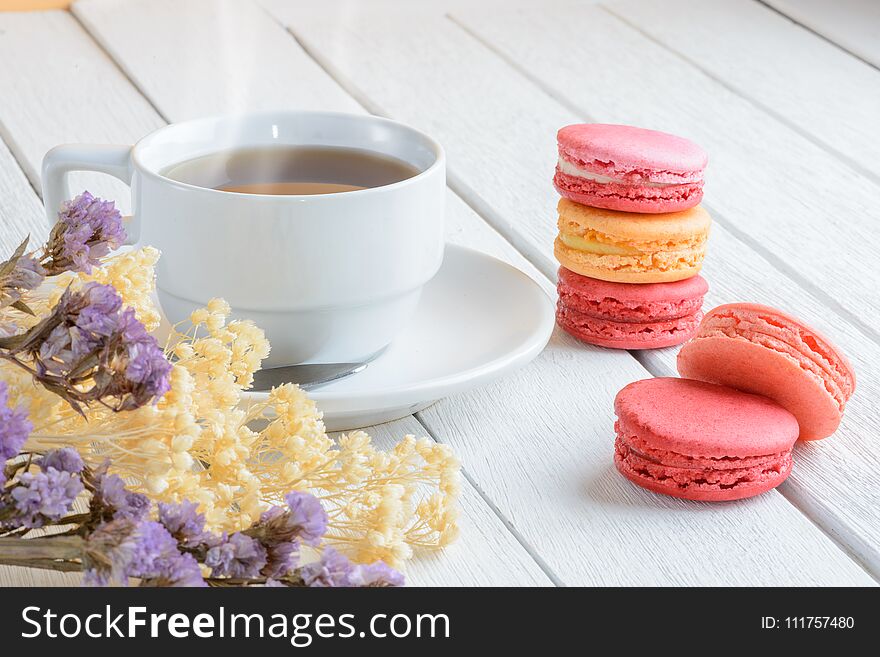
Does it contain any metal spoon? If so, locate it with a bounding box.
[250,361,368,392]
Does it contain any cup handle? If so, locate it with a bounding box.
[41,144,137,244]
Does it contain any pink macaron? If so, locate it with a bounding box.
[554,124,707,213]
[556,267,708,349]
[614,377,799,501]
[677,303,855,441]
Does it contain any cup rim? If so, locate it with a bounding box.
[130,109,445,200]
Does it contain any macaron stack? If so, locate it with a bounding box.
[614,303,856,502]
[552,124,711,350]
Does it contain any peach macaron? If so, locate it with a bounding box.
[677,303,855,440]
[554,199,711,284]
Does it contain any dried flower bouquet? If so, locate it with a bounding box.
[0,192,461,585]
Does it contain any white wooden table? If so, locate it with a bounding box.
[0,0,878,586]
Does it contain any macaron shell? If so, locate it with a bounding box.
[556,124,708,179]
[557,198,711,242]
[677,303,855,440]
[555,237,705,283]
[554,172,703,213]
[557,305,702,349]
[557,268,708,322]
[614,377,799,457]
[614,436,793,502]
[677,336,842,440]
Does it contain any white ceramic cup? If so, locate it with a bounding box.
[41,111,446,366]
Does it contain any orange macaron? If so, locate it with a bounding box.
[554,199,711,284]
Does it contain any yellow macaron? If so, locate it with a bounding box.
[554,199,711,283]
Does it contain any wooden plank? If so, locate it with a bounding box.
[610,0,880,180]
[141,0,876,583]
[0,0,553,587]
[764,0,880,68]
[0,10,165,213]
[0,136,46,253]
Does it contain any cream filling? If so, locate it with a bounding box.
[559,232,640,255]
[557,157,676,188]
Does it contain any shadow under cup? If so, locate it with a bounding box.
[132,111,446,366]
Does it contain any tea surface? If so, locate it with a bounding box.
[163,145,419,195]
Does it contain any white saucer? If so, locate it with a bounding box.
[239,245,553,430]
[153,244,552,431]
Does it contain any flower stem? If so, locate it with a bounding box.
[0,558,83,573]
[0,535,84,560]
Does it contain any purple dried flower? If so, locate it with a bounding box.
[157,500,219,549]
[283,491,327,546]
[350,561,405,587]
[125,521,205,587]
[8,256,46,291]
[114,307,173,404]
[0,381,31,464]
[137,552,205,587]
[44,192,125,275]
[3,257,45,310]
[0,320,17,339]
[243,491,327,578]
[205,532,267,579]
[34,282,122,375]
[248,491,327,547]
[38,448,85,475]
[301,548,355,588]
[81,519,135,586]
[0,237,45,314]
[0,282,172,412]
[88,461,150,522]
[83,519,205,587]
[262,541,298,579]
[7,467,83,528]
